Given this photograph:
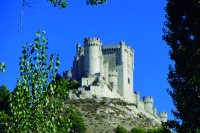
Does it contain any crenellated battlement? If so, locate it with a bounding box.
[102,45,120,50]
[84,37,101,46]
[143,96,154,103]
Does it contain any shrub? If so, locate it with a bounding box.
[131,127,146,133]
[70,110,86,133]
[115,125,128,133]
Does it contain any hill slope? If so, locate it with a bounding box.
[67,98,161,133]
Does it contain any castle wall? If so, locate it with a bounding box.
[116,65,124,96]
[81,77,94,87]
[153,107,157,117]
[90,85,122,99]
[139,100,144,110]
[72,57,78,80]
[100,54,104,77]
[72,45,85,81]
[103,62,109,84]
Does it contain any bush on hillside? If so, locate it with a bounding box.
[70,110,86,133]
[131,127,146,133]
[115,125,128,133]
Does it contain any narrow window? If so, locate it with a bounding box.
[128,78,130,84]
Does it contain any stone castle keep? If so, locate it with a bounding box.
[68,37,167,122]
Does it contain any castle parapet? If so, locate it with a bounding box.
[102,45,120,50]
[84,37,101,46]
[143,96,154,103]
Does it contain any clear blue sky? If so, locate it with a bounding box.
[0,0,174,120]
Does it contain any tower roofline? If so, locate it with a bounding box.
[84,37,101,46]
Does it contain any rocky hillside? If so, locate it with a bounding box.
[67,97,162,133]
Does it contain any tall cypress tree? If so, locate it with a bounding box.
[163,0,200,132]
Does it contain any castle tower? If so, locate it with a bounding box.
[118,41,134,102]
[84,37,102,77]
[143,96,154,114]
[159,112,168,122]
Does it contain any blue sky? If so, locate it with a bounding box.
[0,0,174,119]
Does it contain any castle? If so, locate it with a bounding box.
[68,37,167,122]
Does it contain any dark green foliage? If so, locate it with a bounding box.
[47,0,107,8]
[0,86,10,132]
[48,0,67,8]
[0,62,6,73]
[70,110,86,133]
[131,127,146,133]
[163,0,200,132]
[0,111,10,133]
[0,85,10,114]
[53,77,69,98]
[53,77,79,96]
[86,0,107,5]
[115,125,128,133]
[67,80,79,90]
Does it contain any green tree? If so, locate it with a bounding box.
[115,125,128,133]
[53,76,86,132]
[69,110,86,133]
[53,76,79,97]
[0,85,10,114]
[7,30,71,132]
[0,111,10,133]
[131,127,145,133]
[163,0,200,132]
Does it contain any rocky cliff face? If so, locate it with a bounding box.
[67,97,162,133]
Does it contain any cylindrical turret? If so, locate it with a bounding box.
[143,96,154,114]
[84,37,102,77]
[108,69,118,91]
[159,112,168,122]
